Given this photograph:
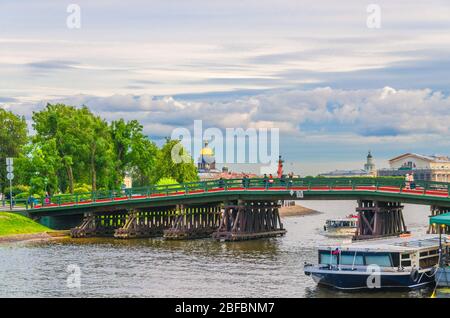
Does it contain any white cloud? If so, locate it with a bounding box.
[4,86,450,140]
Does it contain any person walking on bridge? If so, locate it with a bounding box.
[409,173,416,189]
[263,174,269,189]
[218,177,225,189]
[405,173,411,190]
[242,175,250,189]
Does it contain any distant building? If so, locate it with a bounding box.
[196,140,258,181]
[378,153,450,181]
[319,151,377,177]
[197,140,219,173]
[364,151,376,176]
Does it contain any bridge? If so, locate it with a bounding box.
[25,177,450,241]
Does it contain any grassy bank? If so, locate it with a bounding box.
[0,212,50,237]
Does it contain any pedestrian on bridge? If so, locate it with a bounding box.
[280,174,286,186]
[242,175,250,189]
[409,174,416,190]
[218,178,225,189]
[268,174,274,188]
[44,192,50,205]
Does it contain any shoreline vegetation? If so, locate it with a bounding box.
[0,212,50,237]
[0,212,69,243]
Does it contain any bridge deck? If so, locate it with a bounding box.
[25,177,450,215]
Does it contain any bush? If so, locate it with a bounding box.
[156,177,179,186]
[15,192,30,200]
[3,185,31,197]
[156,177,182,193]
[73,183,92,194]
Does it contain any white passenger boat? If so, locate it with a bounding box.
[323,215,358,237]
[304,235,449,290]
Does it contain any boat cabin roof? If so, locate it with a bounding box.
[326,218,357,222]
[318,235,449,253]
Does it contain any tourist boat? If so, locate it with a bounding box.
[304,235,449,290]
[323,214,358,237]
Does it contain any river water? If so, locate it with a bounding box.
[0,201,434,298]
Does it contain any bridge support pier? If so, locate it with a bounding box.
[354,200,407,240]
[163,204,222,240]
[428,206,450,234]
[114,206,178,239]
[71,211,128,238]
[212,200,286,242]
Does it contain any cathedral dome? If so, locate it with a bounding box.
[200,147,214,156]
[200,141,214,156]
[197,140,217,172]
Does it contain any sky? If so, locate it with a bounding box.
[1,0,450,175]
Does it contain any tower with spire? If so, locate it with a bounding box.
[364,151,376,176]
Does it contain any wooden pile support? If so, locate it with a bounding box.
[354,200,407,240]
[114,206,178,238]
[428,205,450,234]
[212,200,286,242]
[70,211,128,238]
[163,204,222,240]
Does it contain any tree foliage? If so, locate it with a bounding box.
[1,104,199,196]
[152,138,198,184]
[0,109,28,193]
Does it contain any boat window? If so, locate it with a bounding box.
[401,260,411,267]
[340,253,364,266]
[401,253,410,260]
[390,253,400,267]
[319,251,338,265]
[420,256,439,268]
[365,253,392,267]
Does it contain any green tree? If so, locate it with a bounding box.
[152,138,198,184]
[0,108,28,193]
[78,107,114,192]
[15,140,61,195]
[110,119,158,187]
[33,104,85,193]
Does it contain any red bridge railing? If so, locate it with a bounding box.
[26,177,450,210]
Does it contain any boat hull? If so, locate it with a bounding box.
[323,228,357,237]
[305,267,435,290]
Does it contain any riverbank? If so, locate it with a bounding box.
[0,212,69,244]
[0,212,51,236]
[279,204,320,217]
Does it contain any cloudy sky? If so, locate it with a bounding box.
[1,0,450,175]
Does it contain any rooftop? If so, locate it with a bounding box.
[390,153,450,163]
[318,235,449,253]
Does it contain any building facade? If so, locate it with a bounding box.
[377,153,450,181]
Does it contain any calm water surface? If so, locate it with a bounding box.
[0,201,434,297]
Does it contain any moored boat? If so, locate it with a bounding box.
[323,214,358,237]
[304,235,449,290]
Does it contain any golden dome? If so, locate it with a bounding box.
[200,140,214,156]
[200,147,214,156]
